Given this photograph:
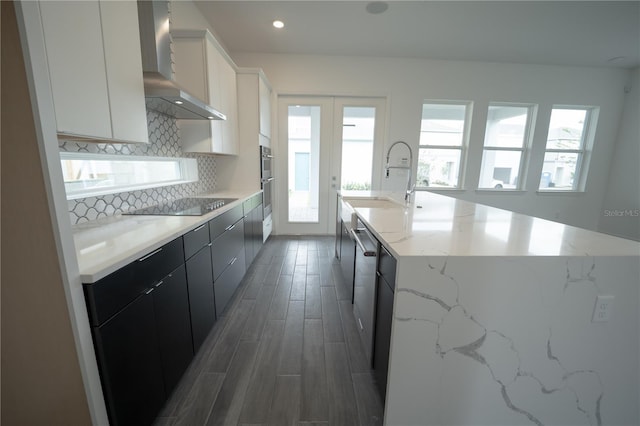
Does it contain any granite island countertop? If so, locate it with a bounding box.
[72,190,262,282]
[340,190,640,257]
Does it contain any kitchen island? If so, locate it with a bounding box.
[341,190,639,426]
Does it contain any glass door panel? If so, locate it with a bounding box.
[288,105,321,222]
[276,96,386,235]
[341,107,376,191]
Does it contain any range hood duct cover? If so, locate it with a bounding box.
[137,0,226,121]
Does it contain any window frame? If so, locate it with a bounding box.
[60,152,199,200]
[538,106,596,192]
[478,102,536,191]
[416,100,473,190]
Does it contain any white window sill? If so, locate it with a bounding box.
[536,190,585,195]
[416,187,466,192]
[475,189,527,194]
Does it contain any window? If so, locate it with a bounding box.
[539,107,595,191]
[60,152,198,200]
[417,102,471,189]
[479,104,534,189]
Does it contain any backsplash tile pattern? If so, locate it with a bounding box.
[60,110,216,224]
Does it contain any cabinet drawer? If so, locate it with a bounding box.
[211,218,245,279]
[209,204,243,241]
[137,237,185,288]
[214,249,246,315]
[84,262,137,327]
[183,222,210,260]
[84,237,184,326]
[378,244,397,290]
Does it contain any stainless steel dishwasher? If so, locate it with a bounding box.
[351,220,379,365]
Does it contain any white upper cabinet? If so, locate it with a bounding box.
[99,1,149,143]
[39,0,148,143]
[173,29,238,156]
[258,75,272,140]
[237,70,273,148]
[218,56,238,155]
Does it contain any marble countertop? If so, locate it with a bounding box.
[73,190,261,282]
[340,190,640,258]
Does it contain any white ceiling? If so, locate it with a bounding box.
[194,1,640,69]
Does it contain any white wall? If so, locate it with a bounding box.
[231,52,633,233]
[171,0,226,48]
[598,67,640,241]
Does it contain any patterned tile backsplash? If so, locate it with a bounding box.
[61,110,216,224]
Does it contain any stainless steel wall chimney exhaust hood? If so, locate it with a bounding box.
[137,1,226,121]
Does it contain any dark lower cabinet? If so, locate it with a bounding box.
[373,274,394,403]
[93,293,166,426]
[211,219,245,280]
[373,245,397,404]
[214,249,246,315]
[152,264,194,393]
[339,220,355,302]
[185,245,216,353]
[244,197,264,267]
[252,202,264,258]
[84,197,266,426]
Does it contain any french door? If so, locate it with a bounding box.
[276,96,386,235]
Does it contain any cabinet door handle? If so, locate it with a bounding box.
[208,242,213,247]
[193,224,206,233]
[229,257,237,266]
[144,287,155,295]
[138,247,162,262]
[357,318,364,331]
[154,280,164,288]
[225,223,236,231]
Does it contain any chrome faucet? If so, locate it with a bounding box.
[385,140,414,203]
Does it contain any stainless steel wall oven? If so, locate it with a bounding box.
[260,146,274,217]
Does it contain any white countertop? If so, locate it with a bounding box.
[73,190,261,282]
[341,190,640,258]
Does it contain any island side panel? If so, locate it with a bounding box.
[385,256,639,426]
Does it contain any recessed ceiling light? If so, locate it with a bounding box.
[207,116,215,120]
[273,20,284,29]
[174,100,184,105]
[366,1,388,14]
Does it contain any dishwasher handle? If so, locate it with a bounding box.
[350,228,377,257]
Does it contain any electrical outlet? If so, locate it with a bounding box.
[592,295,614,323]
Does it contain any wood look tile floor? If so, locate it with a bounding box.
[154,236,384,426]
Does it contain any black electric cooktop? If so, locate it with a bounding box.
[123,197,237,216]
